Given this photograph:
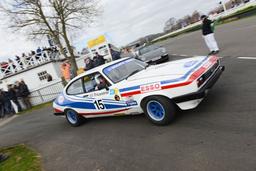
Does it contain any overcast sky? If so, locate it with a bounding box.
[0,0,224,59]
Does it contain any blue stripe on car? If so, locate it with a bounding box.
[66,101,96,109]
[105,104,127,109]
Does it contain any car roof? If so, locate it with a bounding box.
[80,57,131,77]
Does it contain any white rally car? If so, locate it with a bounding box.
[53,56,224,126]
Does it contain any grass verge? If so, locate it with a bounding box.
[0,144,42,171]
[17,101,52,115]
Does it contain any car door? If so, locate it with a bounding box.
[78,72,128,116]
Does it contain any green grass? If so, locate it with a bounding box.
[17,101,52,115]
[0,144,42,171]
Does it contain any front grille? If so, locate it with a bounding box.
[203,60,220,80]
[197,60,220,87]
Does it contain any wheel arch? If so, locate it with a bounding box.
[63,108,82,116]
[140,94,180,110]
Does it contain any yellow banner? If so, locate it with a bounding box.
[87,35,106,48]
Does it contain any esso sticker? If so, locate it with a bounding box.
[140,83,161,93]
[58,95,65,104]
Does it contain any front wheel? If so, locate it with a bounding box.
[142,96,176,125]
[65,109,84,127]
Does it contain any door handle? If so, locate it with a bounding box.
[83,95,89,98]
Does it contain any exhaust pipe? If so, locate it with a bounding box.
[220,66,225,72]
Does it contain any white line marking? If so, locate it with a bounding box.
[0,115,19,127]
[237,57,256,60]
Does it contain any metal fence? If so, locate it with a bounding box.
[0,51,62,79]
[29,79,64,106]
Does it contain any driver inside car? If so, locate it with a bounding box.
[95,75,108,91]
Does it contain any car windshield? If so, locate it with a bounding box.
[139,45,159,55]
[103,58,147,83]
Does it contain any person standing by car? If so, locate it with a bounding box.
[201,15,219,55]
[8,85,22,112]
[0,90,5,118]
[93,52,106,67]
[61,62,71,82]
[14,82,26,110]
[110,48,121,61]
[84,57,94,71]
[2,89,14,116]
[20,80,32,109]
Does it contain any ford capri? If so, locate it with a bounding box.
[53,56,224,126]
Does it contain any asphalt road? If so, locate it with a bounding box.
[1,16,256,171]
[158,16,256,57]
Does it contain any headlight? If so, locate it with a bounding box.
[161,48,166,53]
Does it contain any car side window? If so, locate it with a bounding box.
[83,75,97,93]
[82,72,110,93]
[66,78,84,95]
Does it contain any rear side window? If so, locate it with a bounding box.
[66,79,84,95]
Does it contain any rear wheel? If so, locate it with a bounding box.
[142,96,176,125]
[65,109,84,127]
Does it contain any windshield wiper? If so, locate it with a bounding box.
[144,64,150,69]
[126,69,141,79]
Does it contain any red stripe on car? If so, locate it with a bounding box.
[120,59,218,97]
[79,108,129,116]
[54,108,63,113]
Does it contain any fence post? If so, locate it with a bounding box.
[37,90,44,103]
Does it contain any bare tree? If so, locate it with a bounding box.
[163,17,176,32]
[191,11,200,23]
[0,0,100,72]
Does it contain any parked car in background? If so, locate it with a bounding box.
[135,45,169,64]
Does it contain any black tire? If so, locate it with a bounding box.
[65,109,84,127]
[142,96,176,125]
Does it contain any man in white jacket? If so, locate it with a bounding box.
[201,15,220,55]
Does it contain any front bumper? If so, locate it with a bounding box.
[54,108,65,116]
[173,66,225,103]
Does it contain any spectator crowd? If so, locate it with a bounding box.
[84,49,121,70]
[61,49,121,83]
[0,46,59,76]
[0,80,31,119]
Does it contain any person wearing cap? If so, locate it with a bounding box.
[201,15,220,55]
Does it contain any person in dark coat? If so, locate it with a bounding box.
[19,80,32,109]
[0,90,5,118]
[8,85,22,112]
[201,15,219,55]
[2,89,14,115]
[14,83,25,110]
[93,52,105,67]
[84,57,94,71]
[110,49,121,61]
